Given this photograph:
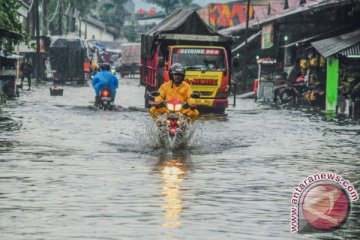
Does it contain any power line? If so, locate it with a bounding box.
[26,0,34,13]
[47,0,60,23]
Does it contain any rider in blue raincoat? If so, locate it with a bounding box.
[92,63,119,105]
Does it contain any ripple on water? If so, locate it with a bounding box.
[0,116,22,132]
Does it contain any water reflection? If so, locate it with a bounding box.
[156,153,189,229]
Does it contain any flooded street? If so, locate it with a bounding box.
[0,78,359,239]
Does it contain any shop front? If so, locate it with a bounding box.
[312,29,360,119]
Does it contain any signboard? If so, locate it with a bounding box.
[261,24,273,49]
[176,49,221,55]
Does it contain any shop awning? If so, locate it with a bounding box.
[280,35,320,48]
[339,44,360,56]
[279,27,347,48]
[311,29,360,58]
[232,31,261,53]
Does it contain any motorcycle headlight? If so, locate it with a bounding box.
[174,104,182,111]
[167,103,174,111]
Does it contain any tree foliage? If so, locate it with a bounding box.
[0,0,28,54]
[145,0,193,14]
[95,0,128,32]
[46,0,128,34]
[124,20,140,42]
[47,0,98,35]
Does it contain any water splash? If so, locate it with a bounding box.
[140,116,199,152]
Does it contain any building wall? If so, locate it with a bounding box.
[78,20,115,42]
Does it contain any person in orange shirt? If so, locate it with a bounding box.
[150,63,199,121]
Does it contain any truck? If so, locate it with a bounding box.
[119,42,141,78]
[49,36,88,84]
[140,8,232,113]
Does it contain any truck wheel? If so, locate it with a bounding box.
[215,108,225,114]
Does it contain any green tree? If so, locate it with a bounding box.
[145,0,193,14]
[0,0,28,54]
[46,0,97,35]
[95,0,128,32]
[46,0,129,35]
[124,20,140,42]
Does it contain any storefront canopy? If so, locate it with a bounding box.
[311,29,360,58]
[232,31,261,53]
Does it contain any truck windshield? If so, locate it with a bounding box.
[172,48,226,71]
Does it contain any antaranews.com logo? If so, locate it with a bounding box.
[290,172,359,233]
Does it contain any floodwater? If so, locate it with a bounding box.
[0,78,359,240]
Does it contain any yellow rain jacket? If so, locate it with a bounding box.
[149,81,199,121]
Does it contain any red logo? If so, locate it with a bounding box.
[301,184,350,230]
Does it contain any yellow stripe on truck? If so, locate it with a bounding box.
[185,71,223,99]
[195,98,215,107]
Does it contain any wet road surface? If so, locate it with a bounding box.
[0,78,359,239]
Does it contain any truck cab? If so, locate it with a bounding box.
[164,45,229,111]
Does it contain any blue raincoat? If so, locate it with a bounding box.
[92,70,119,97]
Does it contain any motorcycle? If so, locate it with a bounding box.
[150,92,200,148]
[96,88,115,110]
[279,76,322,105]
[110,63,116,75]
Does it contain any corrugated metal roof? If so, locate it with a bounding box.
[259,0,352,25]
[311,29,360,57]
[339,44,360,56]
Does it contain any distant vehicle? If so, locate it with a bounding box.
[110,54,121,73]
[49,36,88,84]
[119,43,141,78]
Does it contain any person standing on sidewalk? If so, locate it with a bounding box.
[20,58,33,90]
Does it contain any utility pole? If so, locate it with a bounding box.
[35,0,41,82]
[242,0,251,92]
[85,16,88,39]
[79,14,82,38]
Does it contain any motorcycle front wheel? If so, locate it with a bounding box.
[280,89,295,104]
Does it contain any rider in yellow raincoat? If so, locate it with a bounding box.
[150,63,199,121]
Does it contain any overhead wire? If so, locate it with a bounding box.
[63,2,72,15]
[26,0,34,13]
[47,0,60,23]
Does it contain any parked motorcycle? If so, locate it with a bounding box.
[279,76,322,105]
[150,92,200,148]
[96,88,115,111]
